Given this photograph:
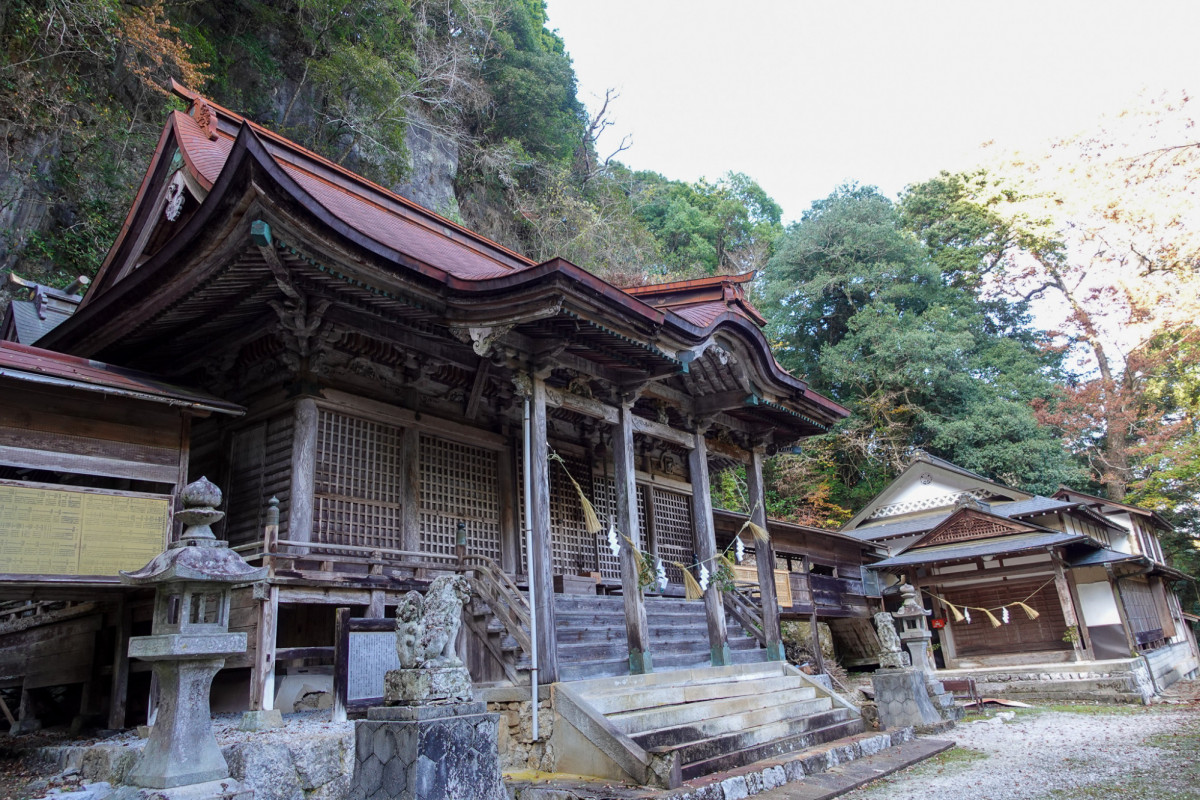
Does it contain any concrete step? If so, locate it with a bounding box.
[582,675,808,715]
[609,687,824,735]
[567,662,785,696]
[680,715,866,780]
[642,705,852,765]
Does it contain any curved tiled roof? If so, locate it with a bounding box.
[170,105,524,281]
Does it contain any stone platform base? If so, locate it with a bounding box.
[872,669,960,731]
[350,702,504,800]
[108,778,251,800]
[237,710,283,732]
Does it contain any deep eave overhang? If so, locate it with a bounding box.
[42,107,846,428]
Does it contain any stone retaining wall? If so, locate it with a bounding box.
[481,687,556,772]
[40,731,354,800]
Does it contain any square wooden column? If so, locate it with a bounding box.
[748,447,785,661]
[689,428,730,665]
[528,376,558,683]
[289,397,318,553]
[1053,553,1091,661]
[614,401,652,674]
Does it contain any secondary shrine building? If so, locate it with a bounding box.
[0,85,877,734]
[845,454,1199,700]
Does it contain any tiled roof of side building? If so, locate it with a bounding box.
[0,341,244,414]
[848,496,1079,542]
[869,531,1084,569]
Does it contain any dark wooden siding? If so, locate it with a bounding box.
[942,577,1070,657]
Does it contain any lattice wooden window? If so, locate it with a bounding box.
[420,434,500,561]
[314,410,402,551]
[651,486,693,585]
[591,475,647,581]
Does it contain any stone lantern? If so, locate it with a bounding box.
[121,477,267,790]
[892,583,934,673]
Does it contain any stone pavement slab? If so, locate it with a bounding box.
[750,739,954,800]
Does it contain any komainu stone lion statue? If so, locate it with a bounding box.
[874,610,910,669]
[394,574,471,669]
[419,574,470,668]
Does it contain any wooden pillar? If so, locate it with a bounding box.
[289,398,318,550]
[931,594,959,668]
[107,599,132,729]
[808,612,825,673]
[1053,554,1091,661]
[614,400,652,674]
[689,429,729,666]
[529,376,558,683]
[747,448,784,661]
[400,427,421,554]
[498,444,519,574]
[171,414,192,542]
[249,584,279,711]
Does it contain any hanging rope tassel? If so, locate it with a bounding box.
[945,602,966,623]
[1015,601,1041,620]
[980,608,1003,628]
[675,562,704,600]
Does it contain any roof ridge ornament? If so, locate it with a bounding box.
[194,97,219,141]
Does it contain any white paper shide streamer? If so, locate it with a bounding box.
[607,518,620,558]
[698,563,710,592]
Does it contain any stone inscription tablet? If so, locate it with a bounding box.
[348,631,401,702]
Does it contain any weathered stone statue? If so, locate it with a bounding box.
[384,574,473,705]
[349,574,505,800]
[874,611,909,669]
[871,582,962,732]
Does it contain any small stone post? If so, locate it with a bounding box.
[120,478,267,791]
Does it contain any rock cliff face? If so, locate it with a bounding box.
[392,110,461,220]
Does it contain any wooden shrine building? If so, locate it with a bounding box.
[0,85,861,732]
[843,454,1199,698]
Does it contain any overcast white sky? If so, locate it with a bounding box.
[543,1,1200,222]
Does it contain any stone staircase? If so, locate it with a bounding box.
[555,661,864,785]
[554,594,767,681]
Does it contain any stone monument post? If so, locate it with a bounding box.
[119,478,267,793]
[349,575,505,800]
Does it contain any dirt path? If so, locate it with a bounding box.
[841,703,1200,800]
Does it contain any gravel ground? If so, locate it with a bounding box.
[843,700,1200,800]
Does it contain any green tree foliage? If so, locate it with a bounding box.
[479,0,584,163]
[759,184,1083,521]
[632,171,783,275]
[0,0,205,279]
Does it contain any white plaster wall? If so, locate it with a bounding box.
[1078,581,1122,626]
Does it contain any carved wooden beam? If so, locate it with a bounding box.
[693,390,759,416]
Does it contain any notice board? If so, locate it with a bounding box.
[0,480,169,576]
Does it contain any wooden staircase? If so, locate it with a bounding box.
[461,565,769,685]
[555,594,767,681]
[555,662,865,786]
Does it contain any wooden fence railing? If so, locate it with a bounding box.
[724,582,767,647]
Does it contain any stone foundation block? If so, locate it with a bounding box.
[349,706,504,800]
